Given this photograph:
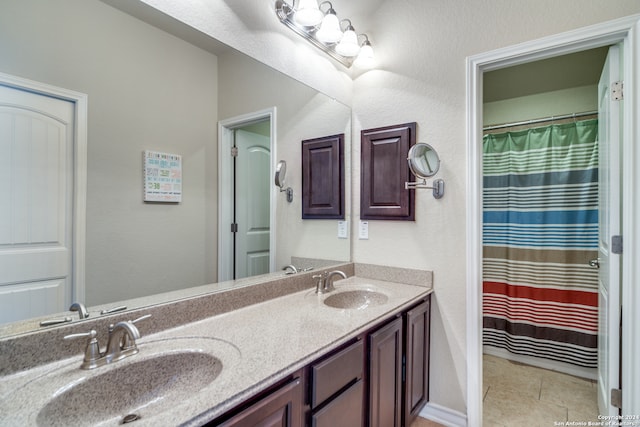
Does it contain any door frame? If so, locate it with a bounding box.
[0,71,88,303]
[218,107,277,282]
[465,14,640,425]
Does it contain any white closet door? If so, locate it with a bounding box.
[0,84,74,324]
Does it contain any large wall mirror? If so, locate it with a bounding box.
[0,0,351,334]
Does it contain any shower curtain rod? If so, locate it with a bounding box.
[483,110,598,131]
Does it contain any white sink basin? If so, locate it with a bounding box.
[0,337,240,427]
[323,289,389,309]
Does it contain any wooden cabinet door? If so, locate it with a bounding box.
[368,317,403,427]
[218,377,302,427]
[360,123,416,221]
[404,298,431,426]
[311,380,364,427]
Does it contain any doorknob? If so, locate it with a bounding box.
[588,258,600,269]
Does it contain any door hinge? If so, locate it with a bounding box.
[612,81,623,101]
[231,146,238,157]
[611,388,622,409]
[231,223,238,233]
[612,235,623,254]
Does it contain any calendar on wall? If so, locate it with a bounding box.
[143,150,182,202]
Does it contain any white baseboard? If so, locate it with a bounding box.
[419,402,467,427]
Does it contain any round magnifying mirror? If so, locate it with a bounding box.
[275,160,287,188]
[407,143,440,179]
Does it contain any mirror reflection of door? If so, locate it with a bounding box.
[0,83,75,324]
[233,122,271,279]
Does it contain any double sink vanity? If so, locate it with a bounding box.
[0,263,432,426]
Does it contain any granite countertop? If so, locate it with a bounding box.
[0,275,432,427]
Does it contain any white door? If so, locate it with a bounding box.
[596,44,622,416]
[0,84,75,324]
[234,129,271,279]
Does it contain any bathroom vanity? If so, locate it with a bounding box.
[0,263,432,427]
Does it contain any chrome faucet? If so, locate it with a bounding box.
[104,320,142,363]
[313,270,347,294]
[69,302,89,319]
[283,264,298,274]
[64,314,151,369]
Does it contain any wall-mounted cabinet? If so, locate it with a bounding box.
[302,134,345,219]
[360,123,416,221]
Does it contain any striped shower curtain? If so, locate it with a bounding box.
[482,119,599,369]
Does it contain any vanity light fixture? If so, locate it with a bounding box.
[354,35,375,69]
[275,0,375,68]
[293,0,324,26]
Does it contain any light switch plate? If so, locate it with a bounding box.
[359,221,369,240]
[337,221,348,239]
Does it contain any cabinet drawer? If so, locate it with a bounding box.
[311,379,364,427]
[311,339,364,407]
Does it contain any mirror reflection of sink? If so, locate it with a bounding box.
[323,289,388,310]
[37,351,220,426]
[0,337,240,427]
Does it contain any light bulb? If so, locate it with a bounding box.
[294,0,323,27]
[335,27,360,57]
[315,11,342,44]
[354,42,375,68]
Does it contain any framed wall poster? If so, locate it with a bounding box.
[143,150,182,202]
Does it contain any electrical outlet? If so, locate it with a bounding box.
[359,221,369,240]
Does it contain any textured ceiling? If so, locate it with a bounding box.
[484,46,609,102]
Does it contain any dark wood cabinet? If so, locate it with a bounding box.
[308,339,365,427]
[360,123,416,221]
[216,377,302,427]
[311,379,364,427]
[368,317,403,427]
[209,295,430,427]
[404,299,431,426]
[301,134,344,219]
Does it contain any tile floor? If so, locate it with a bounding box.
[483,354,599,427]
[410,416,445,427]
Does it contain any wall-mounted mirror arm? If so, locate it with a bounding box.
[405,143,445,199]
[405,178,445,199]
[275,160,294,203]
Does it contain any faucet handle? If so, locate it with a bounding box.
[64,329,101,369]
[131,314,152,324]
[120,314,151,349]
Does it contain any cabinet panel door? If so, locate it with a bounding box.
[360,123,416,221]
[404,298,431,426]
[218,378,302,427]
[302,134,344,219]
[311,340,364,407]
[312,379,364,427]
[369,317,403,427]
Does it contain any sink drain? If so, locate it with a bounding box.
[122,414,141,424]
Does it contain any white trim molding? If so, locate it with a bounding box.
[466,14,640,426]
[420,402,467,427]
[217,107,277,282]
[0,71,88,304]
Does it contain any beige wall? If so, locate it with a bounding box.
[0,0,219,305]
[484,85,598,127]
